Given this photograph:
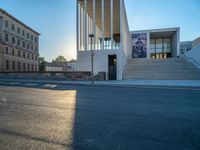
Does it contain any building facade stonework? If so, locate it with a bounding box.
[0,9,40,72]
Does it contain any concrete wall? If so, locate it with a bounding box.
[120,0,131,78]
[0,72,92,81]
[184,45,200,69]
[0,15,3,70]
[76,49,123,80]
[192,37,200,48]
[171,28,180,57]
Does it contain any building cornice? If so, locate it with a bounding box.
[0,8,40,35]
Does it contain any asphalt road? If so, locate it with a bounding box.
[0,82,200,150]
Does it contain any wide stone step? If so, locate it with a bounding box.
[126,67,199,72]
[124,75,200,80]
[127,61,193,65]
[126,65,198,70]
[124,58,200,80]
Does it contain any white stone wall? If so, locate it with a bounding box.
[184,45,200,69]
[76,49,123,80]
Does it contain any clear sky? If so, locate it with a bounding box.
[0,0,200,61]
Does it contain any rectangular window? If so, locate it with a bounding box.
[12,61,15,71]
[23,30,25,36]
[28,64,30,71]
[5,20,8,28]
[27,43,30,49]
[23,52,26,58]
[6,60,9,70]
[27,33,29,39]
[17,27,20,34]
[5,34,8,41]
[31,35,33,40]
[23,41,25,48]
[6,47,9,54]
[12,24,15,31]
[12,49,15,55]
[27,53,30,59]
[12,37,15,44]
[18,62,21,71]
[18,50,21,57]
[32,64,34,71]
[17,39,20,46]
[23,63,26,71]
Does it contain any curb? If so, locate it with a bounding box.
[1,79,200,90]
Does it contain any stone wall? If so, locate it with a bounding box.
[0,71,106,81]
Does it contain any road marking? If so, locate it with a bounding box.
[43,84,57,88]
[25,83,39,86]
[7,82,21,85]
[2,97,7,102]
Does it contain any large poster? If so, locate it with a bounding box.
[132,33,147,58]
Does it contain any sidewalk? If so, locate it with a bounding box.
[1,78,200,88]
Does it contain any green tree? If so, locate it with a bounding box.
[54,55,67,62]
[39,57,46,72]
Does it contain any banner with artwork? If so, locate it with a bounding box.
[132,33,147,58]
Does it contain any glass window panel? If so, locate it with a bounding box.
[156,38,162,44]
[164,43,171,48]
[150,39,155,44]
[156,48,162,53]
[164,38,170,43]
[164,47,171,53]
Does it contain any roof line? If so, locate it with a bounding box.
[0,8,40,35]
[130,27,180,33]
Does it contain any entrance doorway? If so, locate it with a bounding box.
[108,55,117,80]
[150,38,172,59]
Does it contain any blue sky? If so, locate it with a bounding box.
[0,0,200,61]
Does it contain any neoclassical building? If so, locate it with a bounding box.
[0,9,40,72]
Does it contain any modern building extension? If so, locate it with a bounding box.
[76,0,200,80]
[0,9,40,72]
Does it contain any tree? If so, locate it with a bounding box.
[39,57,46,72]
[54,55,67,62]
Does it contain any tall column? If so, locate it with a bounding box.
[120,0,123,50]
[84,0,87,51]
[93,0,96,50]
[80,6,83,50]
[76,1,79,52]
[110,0,113,49]
[101,0,104,50]
[82,7,84,50]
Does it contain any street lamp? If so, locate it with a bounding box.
[89,34,95,84]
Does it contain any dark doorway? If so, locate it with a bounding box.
[108,55,117,80]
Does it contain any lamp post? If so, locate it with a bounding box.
[89,34,95,84]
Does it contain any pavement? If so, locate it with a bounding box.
[1,78,200,89]
[0,83,200,149]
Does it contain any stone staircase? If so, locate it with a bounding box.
[123,58,200,80]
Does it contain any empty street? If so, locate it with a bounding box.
[0,83,200,150]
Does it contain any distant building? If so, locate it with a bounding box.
[45,60,76,72]
[0,9,40,72]
[67,59,76,71]
[180,41,192,55]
